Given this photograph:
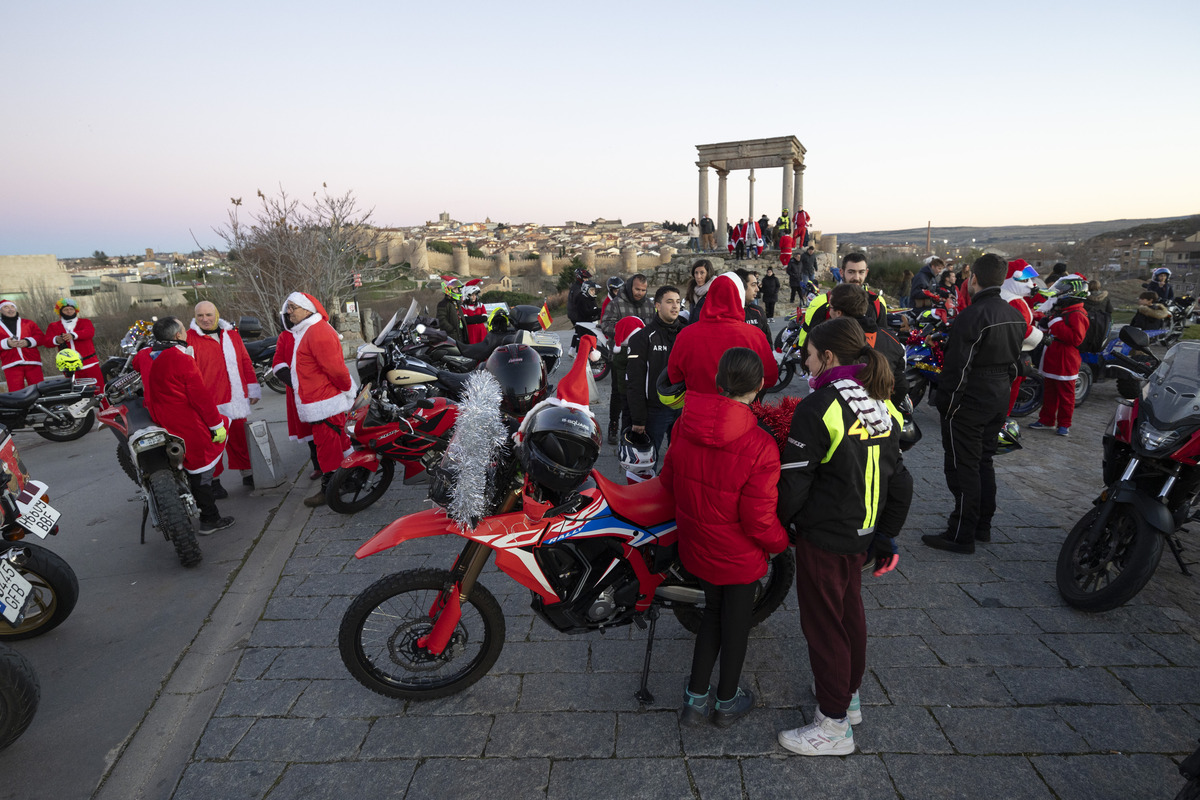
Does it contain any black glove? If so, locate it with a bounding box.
[275,366,291,387]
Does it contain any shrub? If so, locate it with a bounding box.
[480,290,542,307]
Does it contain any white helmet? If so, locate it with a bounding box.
[618,427,657,482]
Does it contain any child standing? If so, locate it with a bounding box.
[661,348,789,727]
[777,317,911,756]
[1029,277,1090,436]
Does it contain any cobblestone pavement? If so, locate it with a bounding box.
[169,377,1200,799]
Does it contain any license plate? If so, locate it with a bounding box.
[16,496,59,539]
[0,558,32,626]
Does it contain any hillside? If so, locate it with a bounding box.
[835,215,1197,247]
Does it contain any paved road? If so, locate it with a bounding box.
[0,388,311,800]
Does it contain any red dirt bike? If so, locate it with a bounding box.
[337,373,795,703]
[325,386,458,514]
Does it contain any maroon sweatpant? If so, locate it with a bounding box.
[794,537,869,720]
[1038,377,1076,429]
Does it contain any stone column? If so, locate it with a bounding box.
[697,164,709,223]
[582,247,596,270]
[748,169,755,222]
[495,250,510,277]
[387,235,405,266]
[794,164,804,213]
[659,245,677,264]
[781,158,794,219]
[621,246,637,273]
[452,245,469,276]
[539,252,554,276]
[716,169,729,250]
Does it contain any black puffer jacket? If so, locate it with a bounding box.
[936,285,1025,417]
[625,315,684,425]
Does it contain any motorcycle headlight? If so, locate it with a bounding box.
[135,432,167,449]
[1137,419,1181,454]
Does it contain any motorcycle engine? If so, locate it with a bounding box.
[587,587,616,622]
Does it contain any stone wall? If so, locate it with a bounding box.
[0,255,72,299]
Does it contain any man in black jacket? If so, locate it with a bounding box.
[700,215,716,252]
[922,254,1025,554]
[625,285,684,471]
[735,268,772,343]
[827,284,907,409]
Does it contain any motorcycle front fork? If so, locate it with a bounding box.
[1105,457,1193,575]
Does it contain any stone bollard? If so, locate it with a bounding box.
[452,246,470,276]
[621,246,637,274]
[496,250,510,277]
[539,252,554,276]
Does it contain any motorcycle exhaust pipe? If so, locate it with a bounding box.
[165,441,185,460]
[655,585,705,604]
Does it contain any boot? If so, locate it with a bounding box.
[304,473,331,507]
[608,423,619,446]
[211,478,228,500]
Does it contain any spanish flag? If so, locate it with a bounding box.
[537,302,552,330]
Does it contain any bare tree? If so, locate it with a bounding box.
[208,186,385,330]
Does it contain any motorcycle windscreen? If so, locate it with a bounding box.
[1142,342,1200,427]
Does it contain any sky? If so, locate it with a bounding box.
[2,0,1197,257]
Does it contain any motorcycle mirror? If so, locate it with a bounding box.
[1120,325,1151,351]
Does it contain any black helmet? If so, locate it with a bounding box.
[518,404,601,493]
[485,343,547,416]
[489,308,513,333]
[898,397,922,451]
[607,276,624,294]
[574,268,592,283]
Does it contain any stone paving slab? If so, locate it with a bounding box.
[167,378,1200,798]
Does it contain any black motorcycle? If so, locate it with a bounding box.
[1056,326,1200,611]
[0,375,99,442]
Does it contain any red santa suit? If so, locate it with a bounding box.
[1001,261,1038,416]
[0,304,45,391]
[793,209,811,247]
[188,319,261,473]
[145,343,227,474]
[1037,299,1089,430]
[44,303,104,389]
[270,329,311,443]
[460,283,489,344]
[779,233,794,267]
[286,292,355,473]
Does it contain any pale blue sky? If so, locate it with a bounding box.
[2,0,1196,256]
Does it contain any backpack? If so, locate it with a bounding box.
[1080,306,1110,353]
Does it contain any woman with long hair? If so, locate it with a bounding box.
[684,259,712,318]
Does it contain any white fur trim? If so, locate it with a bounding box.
[248,382,262,400]
[191,318,252,420]
[296,390,355,423]
[184,451,225,475]
[284,292,316,315]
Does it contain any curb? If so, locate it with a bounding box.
[92,471,315,800]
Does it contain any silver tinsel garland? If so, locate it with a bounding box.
[445,371,509,530]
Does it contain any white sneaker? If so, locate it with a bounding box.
[778,710,855,756]
[811,683,862,725]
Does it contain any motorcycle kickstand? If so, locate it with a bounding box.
[1167,533,1192,576]
[140,500,149,545]
[633,606,660,706]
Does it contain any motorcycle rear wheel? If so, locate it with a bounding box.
[762,362,795,394]
[262,369,287,394]
[590,357,611,382]
[339,568,505,700]
[326,460,395,514]
[0,543,79,641]
[0,643,39,751]
[1056,504,1163,612]
[36,406,95,442]
[673,551,796,634]
[1010,376,1043,418]
[146,469,202,568]
[116,442,138,485]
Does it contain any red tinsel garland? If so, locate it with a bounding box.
[750,396,803,452]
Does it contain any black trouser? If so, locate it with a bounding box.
[608,378,626,432]
[939,398,1006,544]
[788,283,802,303]
[187,468,220,523]
[764,300,777,318]
[688,579,758,701]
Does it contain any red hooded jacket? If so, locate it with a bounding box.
[660,392,788,585]
[667,272,778,396]
[146,344,227,473]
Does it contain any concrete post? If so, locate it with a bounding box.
[495,250,510,277]
[659,245,677,264]
[539,251,554,276]
[582,247,596,270]
[716,169,729,250]
[794,164,804,214]
[621,246,637,273]
[748,169,755,222]
[697,164,709,223]
[452,245,470,276]
[781,158,794,220]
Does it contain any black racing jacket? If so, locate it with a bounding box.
[860,314,908,409]
[936,285,1025,417]
[624,315,683,425]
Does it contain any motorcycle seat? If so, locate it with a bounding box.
[0,385,39,409]
[591,470,675,529]
[244,336,278,360]
[456,335,511,362]
[37,376,73,394]
[436,370,473,395]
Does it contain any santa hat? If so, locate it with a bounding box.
[551,334,600,412]
[281,291,328,321]
[613,316,645,352]
[0,300,15,312]
[1006,259,1038,282]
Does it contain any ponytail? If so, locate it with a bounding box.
[809,317,895,402]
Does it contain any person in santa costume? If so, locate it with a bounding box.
[187,301,261,498]
[270,311,320,481]
[0,300,46,391]
[1028,276,1090,436]
[43,298,104,389]
[279,292,356,507]
[144,317,233,536]
[460,281,489,344]
[1000,260,1039,416]
[793,206,812,248]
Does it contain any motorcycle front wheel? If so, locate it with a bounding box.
[36,405,95,442]
[673,551,797,634]
[590,356,611,382]
[0,543,79,641]
[1056,503,1163,612]
[146,469,202,568]
[339,568,505,700]
[0,643,39,751]
[762,361,796,394]
[326,460,395,514]
[1010,376,1043,418]
[1075,369,1093,406]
